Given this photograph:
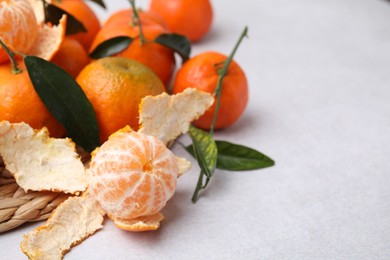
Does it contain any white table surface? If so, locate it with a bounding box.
[2,0,390,259]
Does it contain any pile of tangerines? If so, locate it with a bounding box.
[0,0,249,144]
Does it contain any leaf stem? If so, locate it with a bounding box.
[0,39,22,74]
[209,26,248,136]
[129,0,146,45]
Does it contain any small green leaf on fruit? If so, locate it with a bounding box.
[45,4,86,35]
[24,56,99,152]
[155,33,191,63]
[188,126,217,178]
[89,36,133,59]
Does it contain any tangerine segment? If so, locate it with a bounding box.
[0,0,39,64]
[88,127,178,220]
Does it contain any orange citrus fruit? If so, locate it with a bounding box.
[52,0,101,51]
[76,57,166,143]
[103,8,168,30]
[172,51,248,130]
[51,37,89,78]
[0,0,39,64]
[90,10,175,87]
[0,61,65,137]
[88,127,178,222]
[149,0,213,42]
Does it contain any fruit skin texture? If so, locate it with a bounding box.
[103,8,168,30]
[149,0,213,42]
[88,128,178,220]
[76,57,166,143]
[0,62,65,137]
[0,0,39,64]
[172,51,248,130]
[51,37,89,78]
[90,11,175,87]
[53,0,101,51]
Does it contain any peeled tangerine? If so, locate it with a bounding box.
[88,127,178,231]
[0,0,67,63]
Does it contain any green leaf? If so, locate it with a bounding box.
[215,141,274,170]
[24,56,99,152]
[186,140,275,171]
[154,33,191,63]
[188,126,217,178]
[45,4,86,35]
[89,36,133,59]
[86,0,106,9]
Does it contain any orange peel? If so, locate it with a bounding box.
[111,212,164,232]
[21,192,105,259]
[0,121,87,194]
[28,15,67,61]
[27,0,53,25]
[138,88,214,144]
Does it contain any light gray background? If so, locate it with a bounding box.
[1,0,390,259]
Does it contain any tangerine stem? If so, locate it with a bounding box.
[0,39,22,74]
[192,27,249,203]
[191,170,205,203]
[209,26,249,136]
[129,0,146,45]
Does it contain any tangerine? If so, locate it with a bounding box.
[76,57,166,143]
[88,127,178,221]
[90,10,175,87]
[149,0,213,42]
[0,61,65,137]
[51,37,89,78]
[103,8,168,30]
[0,0,39,64]
[52,0,101,51]
[172,51,248,130]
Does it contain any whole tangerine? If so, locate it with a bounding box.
[0,61,65,137]
[90,12,175,87]
[103,8,168,30]
[172,51,248,130]
[51,37,90,78]
[149,0,213,42]
[76,57,166,143]
[52,0,101,51]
